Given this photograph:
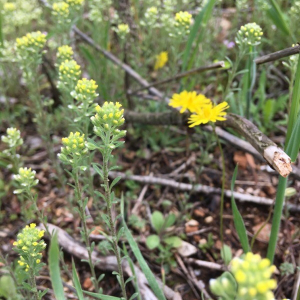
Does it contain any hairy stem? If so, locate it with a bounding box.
[74,170,99,292]
[103,156,127,300]
[213,126,226,246]
[29,268,39,300]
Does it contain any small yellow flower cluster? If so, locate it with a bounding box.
[13,167,39,193]
[147,6,158,15]
[13,223,46,272]
[169,91,229,127]
[175,11,192,27]
[174,11,192,35]
[154,51,168,71]
[231,253,277,299]
[65,0,84,9]
[115,23,130,39]
[52,2,70,22]
[58,59,81,86]
[15,31,46,55]
[210,253,277,300]
[1,128,23,149]
[3,2,16,12]
[72,78,99,103]
[58,132,88,165]
[140,6,159,28]
[91,102,126,139]
[57,45,74,63]
[236,22,263,47]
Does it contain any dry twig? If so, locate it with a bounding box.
[255,45,300,65]
[108,171,300,212]
[129,61,225,94]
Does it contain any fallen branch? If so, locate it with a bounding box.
[224,114,292,178]
[124,111,292,177]
[108,171,300,212]
[129,61,225,94]
[255,45,300,65]
[41,223,181,300]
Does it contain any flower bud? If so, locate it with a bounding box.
[57,45,74,65]
[58,132,88,165]
[65,0,84,10]
[1,127,23,149]
[58,59,81,91]
[13,223,46,272]
[91,101,125,133]
[15,31,46,58]
[114,23,130,39]
[52,2,70,23]
[174,11,192,35]
[236,22,263,47]
[71,78,99,104]
[13,167,39,193]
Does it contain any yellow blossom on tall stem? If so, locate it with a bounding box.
[169,91,211,113]
[154,51,168,70]
[188,101,229,127]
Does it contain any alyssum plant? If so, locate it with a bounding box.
[59,101,127,297]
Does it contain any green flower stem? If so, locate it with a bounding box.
[246,45,256,119]
[25,65,65,186]
[29,268,39,300]
[25,188,51,237]
[223,49,244,102]
[102,145,127,300]
[73,169,99,292]
[213,126,225,247]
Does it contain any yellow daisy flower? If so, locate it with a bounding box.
[188,102,229,127]
[169,91,211,113]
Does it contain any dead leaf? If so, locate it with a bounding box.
[83,277,93,290]
[252,223,272,242]
[90,226,105,235]
[194,208,206,217]
[245,153,256,169]
[234,151,248,169]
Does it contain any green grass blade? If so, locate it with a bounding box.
[49,232,66,300]
[286,114,300,162]
[181,0,216,73]
[267,115,300,262]
[231,165,250,253]
[123,222,167,300]
[286,54,300,144]
[266,176,287,262]
[83,291,121,300]
[267,52,300,263]
[72,259,85,300]
[0,11,3,48]
[266,0,291,36]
